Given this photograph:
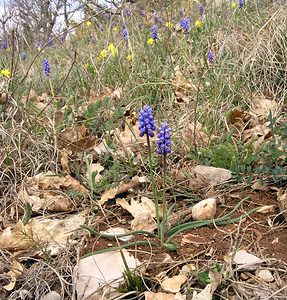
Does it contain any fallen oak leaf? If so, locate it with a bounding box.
[99,176,147,205]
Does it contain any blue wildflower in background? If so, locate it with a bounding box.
[180,18,190,34]
[200,4,204,14]
[2,40,7,49]
[22,51,26,60]
[157,123,172,155]
[138,22,143,30]
[239,0,244,9]
[208,50,214,64]
[43,58,50,77]
[154,13,159,23]
[179,8,184,18]
[139,105,156,138]
[151,24,158,40]
[123,26,128,40]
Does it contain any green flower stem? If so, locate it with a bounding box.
[81,224,157,238]
[160,153,168,246]
[146,135,161,241]
[81,241,158,258]
[48,78,54,97]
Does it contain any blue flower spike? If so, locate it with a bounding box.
[43,58,50,77]
[157,123,172,155]
[139,105,156,138]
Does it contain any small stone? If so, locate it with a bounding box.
[192,198,216,220]
[256,269,274,283]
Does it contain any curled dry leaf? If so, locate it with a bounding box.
[116,197,158,218]
[3,260,23,291]
[114,121,146,155]
[161,274,188,293]
[19,171,88,212]
[99,176,147,205]
[232,250,263,271]
[277,188,287,220]
[131,212,157,232]
[86,163,104,184]
[60,148,70,173]
[117,197,158,232]
[145,292,186,300]
[192,269,221,300]
[181,122,210,147]
[0,214,85,255]
[250,95,280,120]
[257,205,276,214]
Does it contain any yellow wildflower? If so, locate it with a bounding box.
[195,20,202,28]
[107,43,118,57]
[112,26,118,32]
[165,21,173,29]
[98,49,107,61]
[127,54,133,62]
[84,63,89,70]
[1,68,10,78]
[86,20,92,27]
[231,2,237,9]
[147,38,154,45]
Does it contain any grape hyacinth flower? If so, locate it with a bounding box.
[208,49,214,64]
[200,4,204,14]
[154,13,159,23]
[151,24,158,40]
[239,0,244,9]
[180,18,190,34]
[2,40,7,49]
[22,51,26,60]
[157,123,171,155]
[139,105,156,138]
[122,26,128,40]
[43,58,50,77]
[138,22,143,30]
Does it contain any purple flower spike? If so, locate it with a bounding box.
[22,51,26,60]
[239,0,244,9]
[151,24,158,40]
[139,105,156,138]
[157,123,172,155]
[208,49,214,64]
[123,27,128,40]
[180,18,190,34]
[200,4,204,14]
[43,58,50,77]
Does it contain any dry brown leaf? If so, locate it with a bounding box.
[60,148,70,173]
[114,121,146,154]
[161,274,187,293]
[192,269,221,300]
[3,260,23,291]
[250,95,280,120]
[145,292,186,300]
[277,188,287,220]
[0,214,85,255]
[86,163,104,184]
[257,205,276,214]
[19,171,88,212]
[182,122,210,147]
[99,176,146,205]
[131,212,157,232]
[116,197,157,218]
[59,124,87,144]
